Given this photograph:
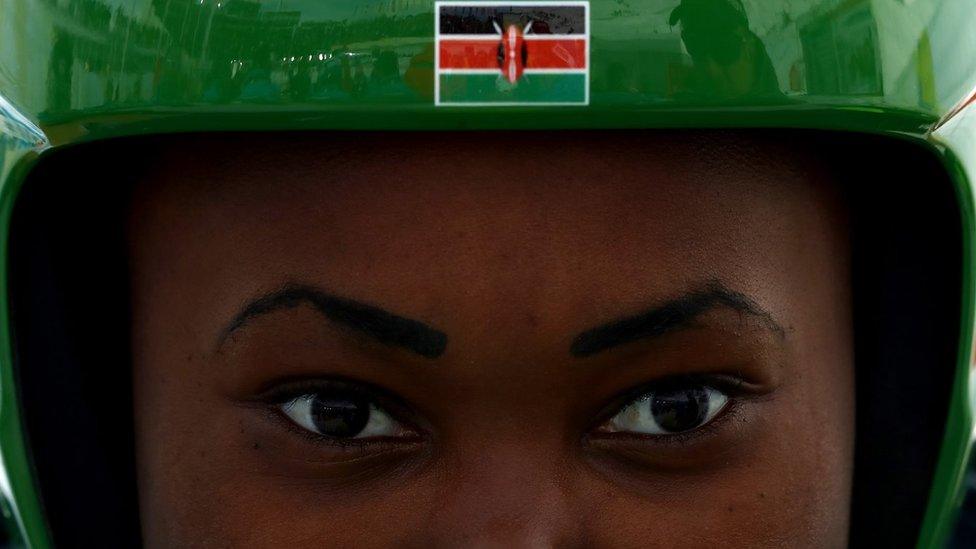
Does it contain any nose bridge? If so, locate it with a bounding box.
[420,442,582,548]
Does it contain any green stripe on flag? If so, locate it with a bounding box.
[438,73,586,104]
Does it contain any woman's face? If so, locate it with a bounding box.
[129,132,854,547]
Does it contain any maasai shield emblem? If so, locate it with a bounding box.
[435,1,590,106]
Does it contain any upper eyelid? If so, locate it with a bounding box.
[588,399,740,446]
[266,384,369,405]
[591,375,744,426]
[252,377,398,405]
[613,374,740,404]
[265,379,430,433]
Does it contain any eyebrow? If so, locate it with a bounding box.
[570,282,785,358]
[218,284,448,359]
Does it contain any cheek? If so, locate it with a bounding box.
[723,362,854,547]
[581,370,853,547]
[135,388,423,547]
[583,426,851,548]
[147,473,433,547]
[785,303,856,538]
[134,356,436,547]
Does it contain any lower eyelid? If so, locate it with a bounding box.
[589,397,740,445]
[264,405,423,448]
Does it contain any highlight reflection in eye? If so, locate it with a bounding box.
[600,383,729,435]
[279,390,405,439]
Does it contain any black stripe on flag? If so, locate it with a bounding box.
[438,5,585,35]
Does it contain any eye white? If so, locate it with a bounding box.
[604,386,729,435]
[279,394,400,438]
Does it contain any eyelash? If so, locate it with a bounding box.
[256,378,422,447]
[595,398,739,447]
[587,374,751,443]
[255,374,752,449]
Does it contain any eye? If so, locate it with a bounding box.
[279,389,406,439]
[600,383,729,436]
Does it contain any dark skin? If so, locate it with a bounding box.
[129,132,854,547]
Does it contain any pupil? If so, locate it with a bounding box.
[649,386,709,433]
[309,392,370,438]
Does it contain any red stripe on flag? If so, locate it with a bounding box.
[526,39,587,69]
[439,40,498,69]
[439,39,586,69]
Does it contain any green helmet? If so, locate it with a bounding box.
[1,0,975,547]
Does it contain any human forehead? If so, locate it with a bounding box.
[136,131,838,240]
[130,132,846,340]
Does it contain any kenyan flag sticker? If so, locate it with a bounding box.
[435,1,589,106]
